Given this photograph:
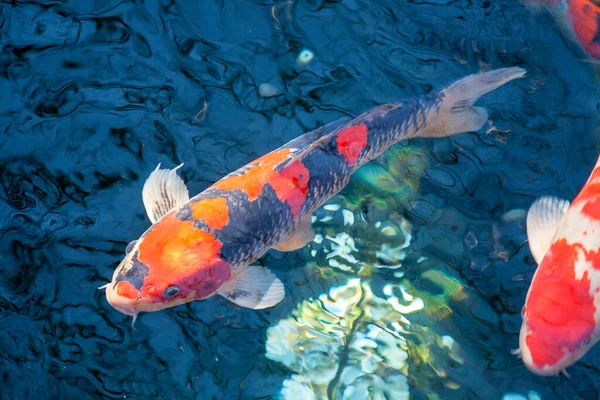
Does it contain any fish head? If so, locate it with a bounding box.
[105,213,232,320]
[519,239,598,375]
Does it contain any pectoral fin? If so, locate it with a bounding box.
[217,265,285,309]
[273,217,314,252]
[526,196,570,264]
[142,163,190,224]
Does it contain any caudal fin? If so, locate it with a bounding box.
[422,67,526,138]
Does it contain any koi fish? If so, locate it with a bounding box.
[104,67,525,325]
[521,158,600,375]
[525,0,600,60]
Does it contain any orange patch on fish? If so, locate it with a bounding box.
[568,0,600,59]
[212,149,309,216]
[212,149,291,200]
[138,212,230,301]
[191,197,229,230]
[116,280,140,300]
[336,123,368,166]
[525,239,596,368]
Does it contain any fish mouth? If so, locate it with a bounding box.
[104,283,138,317]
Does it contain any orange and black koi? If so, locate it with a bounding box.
[103,67,526,326]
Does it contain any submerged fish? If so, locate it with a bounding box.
[104,67,526,325]
[521,159,600,375]
[525,0,600,60]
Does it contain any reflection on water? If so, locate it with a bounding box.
[267,187,475,399]
[266,279,412,400]
[3,0,600,399]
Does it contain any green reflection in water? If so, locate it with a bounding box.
[266,277,469,399]
[266,144,476,399]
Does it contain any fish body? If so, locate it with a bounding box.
[521,158,600,375]
[105,67,526,322]
[526,0,600,60]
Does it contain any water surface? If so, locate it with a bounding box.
[2,1,600,399]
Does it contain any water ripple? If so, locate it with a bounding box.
[2,0,600,399]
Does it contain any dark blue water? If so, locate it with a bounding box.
[2,1,600,399]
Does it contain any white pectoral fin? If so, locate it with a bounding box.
[273,217,315,252]
[142,163,190,224]
[526,196,570,264]
[217,265,285,309]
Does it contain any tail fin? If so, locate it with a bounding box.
[422,67,526,138]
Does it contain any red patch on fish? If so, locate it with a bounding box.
[582,199,600,220]
[585,249,600,270]
[525,239,596,368]
[191,197,229,230]
[138,212,231,301]
[568,0,600,59]
[336,123,368,166]
[212,149,309,216]
[572,182,600,219]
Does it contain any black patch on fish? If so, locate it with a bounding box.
[228,289,251,300]
[281,116,353,152]
[114,251,149,291]
[214,185,295,265]
[175,204,194,221]
[193,219,209,231]
[202,280,217,290]
[594,13,600,45]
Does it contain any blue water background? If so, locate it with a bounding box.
[1,0,600,399]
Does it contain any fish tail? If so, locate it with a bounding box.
[421,67,526,138]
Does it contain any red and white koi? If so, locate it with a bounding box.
[521,157,600,374]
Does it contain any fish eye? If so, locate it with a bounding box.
[126,240,137,254]
[582,338,592,346]
[163,285,180,298]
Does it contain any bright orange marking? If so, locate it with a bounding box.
[525,239,596,368]
[190,198,229,230]
[138,212,231,302]
[568,0,600,59]
[211,148,309,216]
[116,281,139,299]
[213,149,291,200]
[336,123,368,166]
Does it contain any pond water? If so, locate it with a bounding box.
[2,1,600,399]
